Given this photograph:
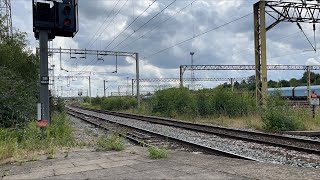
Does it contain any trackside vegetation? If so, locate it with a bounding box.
[82,96,136,111]
[0,114,74,161]
[86,87,320,131]
[148,146,168,159]
[0,16,39,128]
[0,16,76,163]
[96,133,126,151]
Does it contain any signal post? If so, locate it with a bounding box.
[33,0,79,125]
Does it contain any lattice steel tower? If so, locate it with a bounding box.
[0,0,12,36]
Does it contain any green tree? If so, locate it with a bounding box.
[0,16,39,127]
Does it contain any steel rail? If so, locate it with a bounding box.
[76,106,320,155]
[66,107,256,161]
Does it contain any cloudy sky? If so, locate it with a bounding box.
[10,0,320,97]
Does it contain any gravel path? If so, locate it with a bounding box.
[69,106,320,169]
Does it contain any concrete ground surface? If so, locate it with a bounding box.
[1,145,319,180]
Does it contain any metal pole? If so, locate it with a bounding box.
[126,77,129,96]
[59,46,62,70]
[89,76,91,104]
[190,52,195,90]
[307,66,311,103]
[260,2,267,106]
[180,66,184,88]
[132,79,134,96]
[104,80,106,97]
[136,53,140,110]
[231,78,234,92]
[39,30,50,123]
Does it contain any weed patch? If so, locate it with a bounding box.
[97,134,125,151]
[0,113,74,161]
[147,146,168,159]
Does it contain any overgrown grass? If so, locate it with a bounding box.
[0,113,74,161]
[96,133,125,151]
[147,146,168,159]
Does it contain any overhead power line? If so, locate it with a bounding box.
[110,0,178,51]
[104,0,157,50]
[119,0,198,51]
[85,0,121,49]
[87,0,129,50]
[144,12,253,59]
[79,0,129,72]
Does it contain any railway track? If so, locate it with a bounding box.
[66,107,256,161]
[73,106,320,156]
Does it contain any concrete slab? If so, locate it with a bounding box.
[99,160,141,169]
[82,166,138,179]
[108,155,142,162]
[170,164,211,174]
[2,169,54,180]
[173,172,250,180]
[54,164,102,176]
[118,171,150,180]
[1,146,320,180]
[72,157,111,166]
[43,172,86,180]
[128,162,163,171]
[141,168,189,179]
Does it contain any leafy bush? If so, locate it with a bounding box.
[148,88,197,117]
[51,97,65,113]
[89,96,136,111]
[147,87,255,118]
[0,16,39,128]
[147,146,168,159]
[261,92,304,131]
[97,133,125,151]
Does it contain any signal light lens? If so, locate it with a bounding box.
[63,6,71,15]
[64,18,71,27]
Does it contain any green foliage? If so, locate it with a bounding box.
[147,87,255,118]
[148,88,196,117]
[51,97,65,113]
[88,96,136,111]
[261,92,305,131]
[97,133,125,151]
[0,113,74,161]
[147,146,168,159]
[0,16,39,128]
[83,97,90,104]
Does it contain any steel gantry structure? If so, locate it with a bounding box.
[120,83,204,96]
[0,0,12,36]
[180,64,320,101]
[254,0,320,105]
[54,75,92,103]
[39,47,141,109]
[132,77,249,91]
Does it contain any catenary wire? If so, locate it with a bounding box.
[78,0,129,73]
[104,0,157,50]
[143,12,253,59]
[109,0,178,51]
[119,0,198,51]
[85,0,121,49]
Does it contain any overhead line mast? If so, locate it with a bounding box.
[0,0,12,36]
[254,0,320,106]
